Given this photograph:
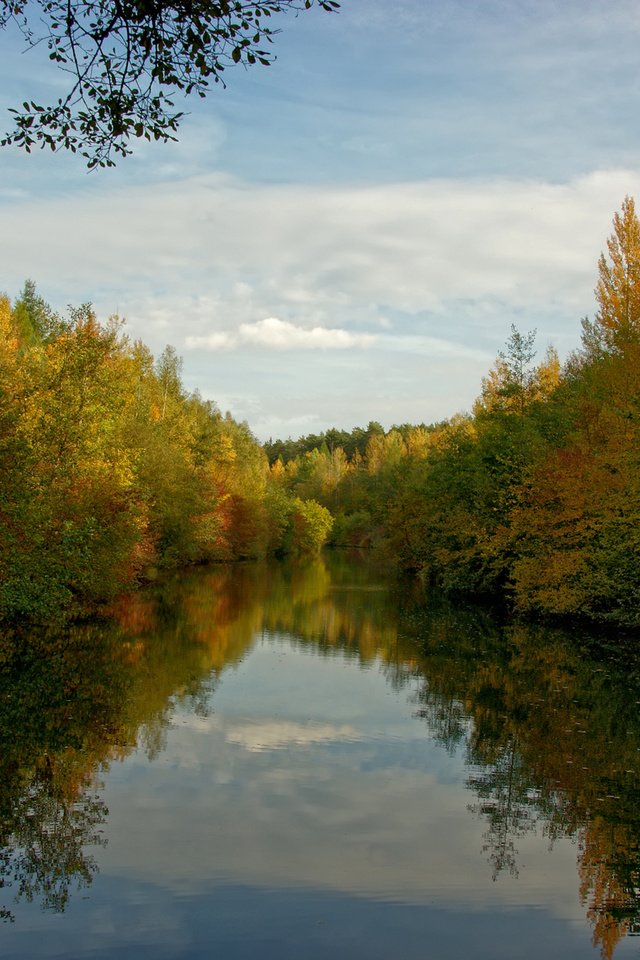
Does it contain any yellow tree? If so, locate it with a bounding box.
[591,195,640,353]
[0,305,146,618]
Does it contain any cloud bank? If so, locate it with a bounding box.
[186,317,379,351]
[2,167,639,437]
[3,168,636,334]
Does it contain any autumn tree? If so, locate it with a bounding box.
[590,195,640,354]
[506,199,640,624]
[0,285,285,620]
[0,305,148,618]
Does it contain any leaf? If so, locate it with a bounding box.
[2,0,340,167]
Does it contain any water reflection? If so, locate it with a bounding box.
[1,556,640,958]
[410,603,640,958]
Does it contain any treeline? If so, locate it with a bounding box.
[268,198,640,628]
[4,198,640,628]
[263,420,432,465]
[0,284,332,622]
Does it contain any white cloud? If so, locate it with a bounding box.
[3,167,636,328]
[105,638,585,921]
[186,317,379,351]
[2,166,639,435]
[226,719,360,752]
[188,330,234,351]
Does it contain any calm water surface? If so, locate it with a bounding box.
[2,554,640,959]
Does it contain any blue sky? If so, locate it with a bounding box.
[2,0,640,439]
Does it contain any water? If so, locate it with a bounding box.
[1,554,639,958]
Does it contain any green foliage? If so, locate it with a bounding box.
[330,509,374,548]
[263,420,402,466]
[12,279,65,344]
[5,196,640,629]
[0,0,339,168]
[287,497,333,555]
[0,283,281,622]
[264,198,640,628]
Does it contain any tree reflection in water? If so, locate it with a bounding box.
[407,594,640,959]
[1,555,640,957]
[0,626,120,920]
[0,764,107,919]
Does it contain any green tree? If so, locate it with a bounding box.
[476,325,537,416]
[287,497,333,555]
[12,280,64,345]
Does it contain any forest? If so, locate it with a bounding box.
[1,197,639,627]
[0,286,332,621]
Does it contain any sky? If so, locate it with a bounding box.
[2,0,640,440]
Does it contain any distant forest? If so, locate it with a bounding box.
[2,198,640,627]
[261,196,640,629]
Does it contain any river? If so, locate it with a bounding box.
[1,553,639,959]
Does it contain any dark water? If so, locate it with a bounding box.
[2,554,640,959]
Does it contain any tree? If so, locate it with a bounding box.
[476,325,537,416]
[4,309,150,617]
[11,279,64,344]
[287,496,333,554]
[1,0,339,168]
[590,195,640,354]
[505,202,640,625]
